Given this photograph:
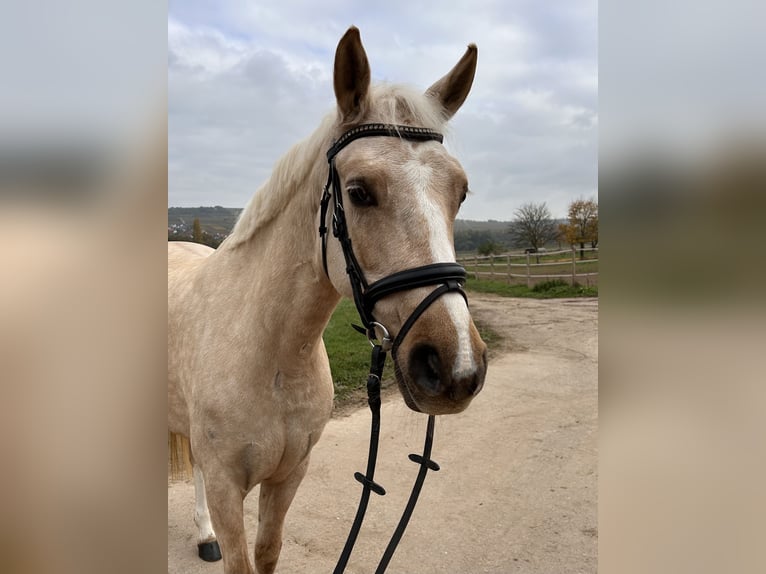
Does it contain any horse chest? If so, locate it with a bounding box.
[236,420,325,488]
[231,374,332,485]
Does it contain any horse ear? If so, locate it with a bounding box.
[334,27,371,121]
[426,44,478,120]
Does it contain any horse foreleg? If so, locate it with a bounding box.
[192,464,222,561]
[254,457,310,574]
[206,476,254,574]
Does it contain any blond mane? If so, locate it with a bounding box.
[223,83,449,248]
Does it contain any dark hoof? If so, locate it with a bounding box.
[198,540,222,562]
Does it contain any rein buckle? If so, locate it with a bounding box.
[368,321,393,352]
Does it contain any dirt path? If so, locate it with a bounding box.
[168,294,598,573]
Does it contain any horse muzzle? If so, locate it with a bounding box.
[394,319,488,415]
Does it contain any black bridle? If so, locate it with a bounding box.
[319,123,469,573]
[319,123,468,351]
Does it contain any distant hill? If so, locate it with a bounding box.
[167,207,562,254]
[168,206,242,234]
[454,219,512,232]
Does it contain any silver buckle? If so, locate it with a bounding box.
[368,322,393,352]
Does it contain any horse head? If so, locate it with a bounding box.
[323,28,487,415]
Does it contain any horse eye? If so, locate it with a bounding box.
[460,186,469,204]
[347,184,376,207]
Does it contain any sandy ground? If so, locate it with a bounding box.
[168,294,598,573]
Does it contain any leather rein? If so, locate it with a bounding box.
[319,123,469,573]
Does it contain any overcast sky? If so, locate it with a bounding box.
[168,1,597,220]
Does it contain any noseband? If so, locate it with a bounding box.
[319,123,470,573]
[319,123,468,355]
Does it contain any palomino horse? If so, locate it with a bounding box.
[168,27,487,574]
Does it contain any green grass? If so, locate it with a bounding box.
[466,277,598,298]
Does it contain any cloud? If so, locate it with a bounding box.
[168,18,333,207]
[168,18,250,76]
[168,2,598,219]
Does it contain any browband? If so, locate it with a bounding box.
[326,123,444,162]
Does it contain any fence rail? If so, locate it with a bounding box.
[458,247,598,288]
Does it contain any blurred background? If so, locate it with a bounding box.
[600,1,765,573]
[0,1,764,573]
[0,2,167,573]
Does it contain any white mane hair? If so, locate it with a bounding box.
[223,83,450,249]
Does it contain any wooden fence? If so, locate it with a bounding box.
[458,246,599,288]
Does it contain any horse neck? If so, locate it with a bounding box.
[205,150,341,355]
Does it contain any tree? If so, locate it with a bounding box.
[508,202,558,262]
[192,217,203,243]
[477,240,504,256]
[560,198,598,259]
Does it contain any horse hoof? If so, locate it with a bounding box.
[198,540,222,562]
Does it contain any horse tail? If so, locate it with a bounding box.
[168,431,193,480]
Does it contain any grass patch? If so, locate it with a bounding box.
[532,279,564,291]
[466,277,597,298]
[465,279,531,297]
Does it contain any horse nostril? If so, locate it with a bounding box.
[472,349,488,396]
[464,354,486,397]
[409,344,443,396]
[455,371,482,399]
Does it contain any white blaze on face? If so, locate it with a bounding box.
[405,157,477,379]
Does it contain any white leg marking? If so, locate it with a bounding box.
[193,464,216,544]
[407,160,477,379]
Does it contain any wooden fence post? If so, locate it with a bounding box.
[571,245,577,286]
[490,254,495,280]
[474,255,478,280]
[526,252,531,289]
[506,254,511,285]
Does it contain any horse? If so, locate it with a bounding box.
[168,26,487,574]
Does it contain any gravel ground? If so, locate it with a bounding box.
[168,294,598,574]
